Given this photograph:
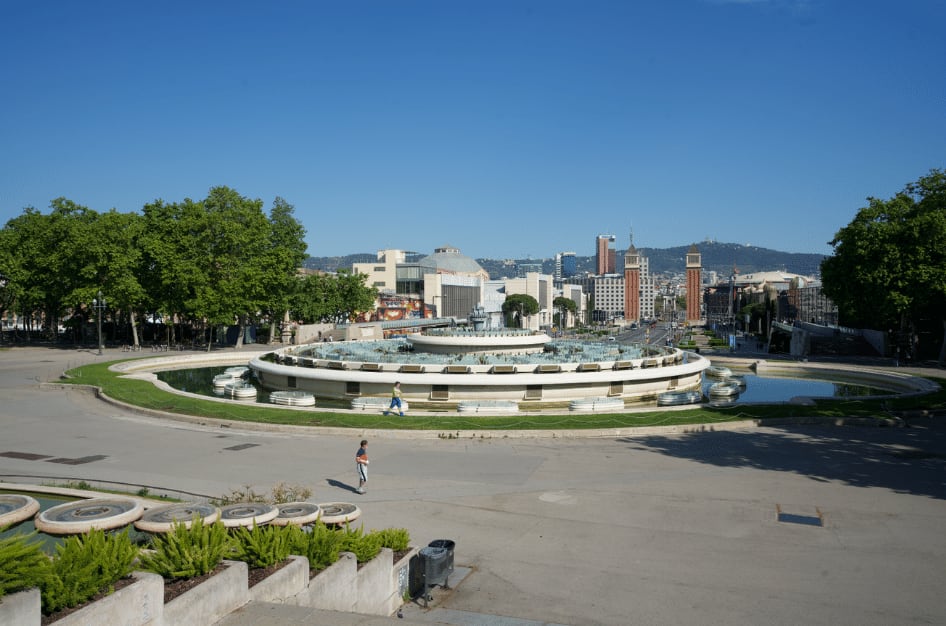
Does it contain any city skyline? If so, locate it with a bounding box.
[2,1,943,259]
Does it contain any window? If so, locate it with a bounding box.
[346,381,360,395]
[525,385,542,400]
[288,376,297,388]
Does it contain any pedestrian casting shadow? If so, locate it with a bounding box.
[326,479,360,494]
[619,419,946,500]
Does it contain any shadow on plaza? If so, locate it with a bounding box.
[620,420,946,500]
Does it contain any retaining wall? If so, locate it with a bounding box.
[1,548,418,625]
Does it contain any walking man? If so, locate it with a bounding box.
[355,439,369,494]
[384,381,404,416]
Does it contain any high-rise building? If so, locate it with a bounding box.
[595,235,616,275]
[555,252,577,280]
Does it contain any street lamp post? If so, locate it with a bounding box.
[92,290,106,355]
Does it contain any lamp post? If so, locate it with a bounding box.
[92,290,106,355]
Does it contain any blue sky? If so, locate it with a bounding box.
[1,1,943,260]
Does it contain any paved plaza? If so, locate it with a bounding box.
[2,346,946,625]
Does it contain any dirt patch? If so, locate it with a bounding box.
[247,558,291,588]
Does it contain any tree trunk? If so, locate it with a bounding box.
[938,319,946,365]
[235,315,245,349]
[130,310,140,348]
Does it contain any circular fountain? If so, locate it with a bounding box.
[134,502,221,533]
[0,494,40,527]
[35,497,145,535]
[249,324,709,410]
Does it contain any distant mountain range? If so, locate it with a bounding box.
[304,242,828,280]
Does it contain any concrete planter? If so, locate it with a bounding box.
[0,587,40,626]
[3,549,414,624]
[56,571,164,626]
[289,552,357,611]
[248,555,309,603]
[161,560,249,626]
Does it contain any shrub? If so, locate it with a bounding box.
[230,523,293,569]
[339,524,382,564]
[287,522,342,571]
[139,518,231,580]
[0,529,51,600]
[211,482,312,506]
[42,528,138,614]
[375,527,410,552]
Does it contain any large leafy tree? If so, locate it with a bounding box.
[260,197,307,342]
[3,201,88,340]
[502,293,539,328]
[553,296,577,328]
[821,169,946,362]
[291,270,378,325]
[199,187,272,348]
[140,197,212,345]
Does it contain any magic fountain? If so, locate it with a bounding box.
[249,322,711,411]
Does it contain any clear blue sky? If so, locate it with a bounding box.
[2,1,943,260]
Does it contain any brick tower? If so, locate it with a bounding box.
[685,244,702,323]
[623,244,641,324]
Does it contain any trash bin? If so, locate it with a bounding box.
[427,539,455,577]
[420,546,450,586]
[410,546,451,606]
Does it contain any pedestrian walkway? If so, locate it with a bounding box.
[2,345,945,625]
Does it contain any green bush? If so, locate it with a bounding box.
[287,522,342,571]
[42,528,138,614]
[230,523,293,569]
[338,524,382,563]
[374,527,410,552]
[0,530,51,600]
[139,519,231,580]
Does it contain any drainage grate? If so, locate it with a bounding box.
[223,443,260,451]
[0,451,51,461]
[46,455,108,466]
[776,504,824,527]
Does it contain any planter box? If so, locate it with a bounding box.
[289,552,357,612]
[161,560,248,626]
[353,548,394,614]
[248,555,309,604]
[4,548,416,624]
[0,587,40,626]
[57,571,164,626]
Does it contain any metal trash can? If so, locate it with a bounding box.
[409,543,454,606]
[427,539,455,580]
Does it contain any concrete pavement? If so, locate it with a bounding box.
[2,345,946,625]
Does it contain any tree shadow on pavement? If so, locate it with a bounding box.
[619,419,946,500]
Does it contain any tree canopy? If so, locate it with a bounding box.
[502,293,540,328]
[0,187,386,348]
[821,169,946,361]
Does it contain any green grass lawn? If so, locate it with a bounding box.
[61,360,946,431]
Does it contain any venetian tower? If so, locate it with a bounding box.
[685,244,702,323]
[623,238,641,324]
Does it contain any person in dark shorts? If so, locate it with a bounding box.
[355,439,369,494]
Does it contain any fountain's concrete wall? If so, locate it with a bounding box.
[251,350,708,405]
